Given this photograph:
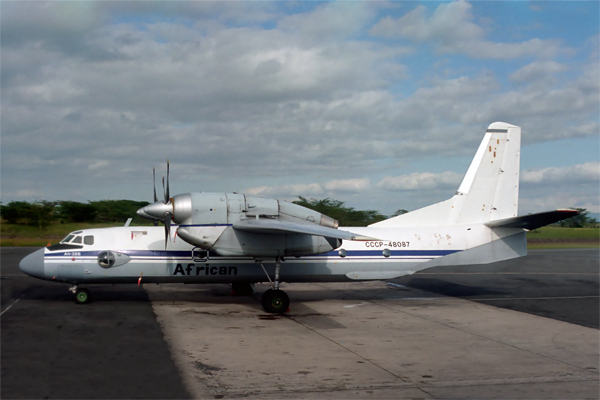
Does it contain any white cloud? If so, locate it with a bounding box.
[520,193,599,214]
[519,162,600,214]
[244,178,372,198]
[245,184,324,198]
[371,3,483,44]
[0,1,597,220]
[277,2,377,42]
[378,171,462,191]
[521,162,600,185]
[324,178,371,192]
[370,2,564,60]
[509,61,568,84]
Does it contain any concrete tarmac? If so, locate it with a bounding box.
[2,247,598,399]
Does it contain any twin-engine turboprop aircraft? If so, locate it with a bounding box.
[19,122,578,313]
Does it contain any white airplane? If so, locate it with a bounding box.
[19,122,578,313]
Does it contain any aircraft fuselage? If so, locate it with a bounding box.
[20,224,524,286]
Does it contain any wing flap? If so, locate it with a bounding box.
[486,209,580,231]
[233,219,374,240]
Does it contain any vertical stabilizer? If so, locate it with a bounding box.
[371,122,521,228]
[454,122,520,224]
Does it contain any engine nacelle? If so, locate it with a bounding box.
[170,193,341,257]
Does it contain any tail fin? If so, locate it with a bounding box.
[371,122,521,228]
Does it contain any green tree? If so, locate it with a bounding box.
[32,201,57,230]
[559,208,597,228]
[90,200,150,224]
[0,201,30,224]
[392,209,409,217]
[57,201,98,223]
[293,197,387,227]
[0,201,55,229]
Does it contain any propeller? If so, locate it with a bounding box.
[137,160,174,249]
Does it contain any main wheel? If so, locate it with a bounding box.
[75,288,92,304]
[232,282,254,296]
[261,289,289,314]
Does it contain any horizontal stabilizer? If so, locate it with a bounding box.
[233,219,375,241]
[486,209,580,231]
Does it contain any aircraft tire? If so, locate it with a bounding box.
[232,282,254,296]
[261,289,273,310]
[75,288,92,304]
[261,289,289,314]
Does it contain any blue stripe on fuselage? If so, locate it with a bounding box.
[44,248,460,259]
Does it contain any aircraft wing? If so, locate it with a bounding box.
[485,209,580,231]
[233,219,375,241]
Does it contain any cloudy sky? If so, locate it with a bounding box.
[2,1,598,217]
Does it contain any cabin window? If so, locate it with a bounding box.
[84,236,94,245]
[71,236,82,244]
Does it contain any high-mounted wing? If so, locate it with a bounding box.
[486,209,580,231]
[233,219,376,241]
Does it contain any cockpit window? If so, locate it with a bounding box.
[61,234,75,243]
[84,236,94,245]
[71,236,82,244]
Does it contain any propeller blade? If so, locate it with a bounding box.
[164,214,172,249]
[153,167,158,203]
[153,167,159,226]
[165,159,170,204]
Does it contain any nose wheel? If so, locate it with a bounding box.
[70,285,92,304]
[259,257,290,313]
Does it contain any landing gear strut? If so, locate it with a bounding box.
[259,257,290,314]
[70,285,92,304]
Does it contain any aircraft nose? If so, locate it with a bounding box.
[19,248,45,279]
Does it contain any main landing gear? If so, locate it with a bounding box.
[259,257,290,314]
[69,285,92,304]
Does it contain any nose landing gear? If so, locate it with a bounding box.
[69,285,92,304]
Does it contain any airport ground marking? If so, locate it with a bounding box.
[417,272,597,275]
[479,295,599,301]
[1,297,22,317]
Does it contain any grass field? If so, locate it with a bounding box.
[1,222,598,249]
[526,227,599,249]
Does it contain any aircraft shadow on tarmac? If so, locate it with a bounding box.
[397,277,509,298]
[19,279,507,306]
[21,284,151,303]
